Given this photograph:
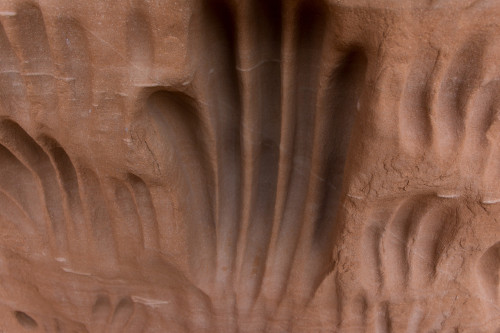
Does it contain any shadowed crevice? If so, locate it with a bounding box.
[314,49,368,241]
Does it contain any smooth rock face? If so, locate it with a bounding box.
[0,0,498,331]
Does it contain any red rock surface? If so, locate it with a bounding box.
[0,0,497,331]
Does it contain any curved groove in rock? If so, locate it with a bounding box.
[146,89,216,287]
[39,135,88,257]
[409,203,449,287]
[382,198,421,290]
[128,174,160,251]
[110,297,134,332]
[0,188,36,237]
[14,311,38,329]
[78,168,118,267]
[91,294,112,331]
[262,0,329,307]
[360,213,386,292]
[478,241,500,305]
[0,144,43,233]
[360,197,459,297]
[194,0,243,302]
[434,36,489,159]
[305,49,368,299]
[399,47,437,154]
[0,120,67,254]
[111,179,145,260]
[235,0,282,312]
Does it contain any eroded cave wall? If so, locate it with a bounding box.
[0,0,497,332]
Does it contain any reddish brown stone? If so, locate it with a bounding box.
[0,0,497,331]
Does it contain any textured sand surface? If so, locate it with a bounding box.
[0,0,497,331]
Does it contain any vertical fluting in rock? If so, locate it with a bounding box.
[0,0,497,331]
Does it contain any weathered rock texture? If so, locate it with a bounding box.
[0,0,497,331]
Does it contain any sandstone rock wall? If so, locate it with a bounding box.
[0,0,497,331]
